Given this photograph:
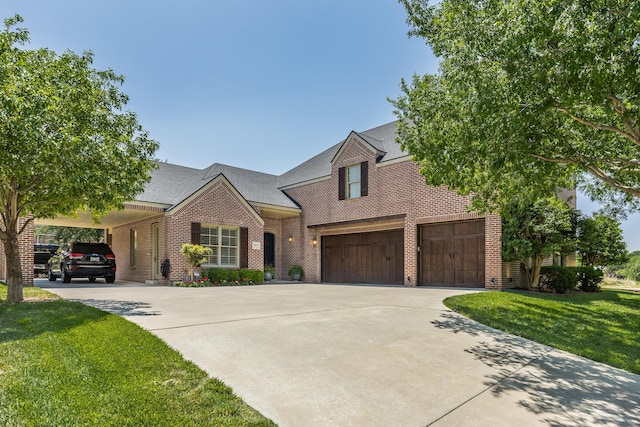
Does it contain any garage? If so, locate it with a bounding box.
[419,219,485,287]
[322,230,404,284]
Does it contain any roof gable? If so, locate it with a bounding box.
[167,173,265,226]
[279,121,408,189]
[330,131,386,165]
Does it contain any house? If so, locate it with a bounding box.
[7,121,535,289]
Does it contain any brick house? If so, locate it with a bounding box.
[4,121,554,289]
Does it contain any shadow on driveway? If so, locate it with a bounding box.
[433,312,640,426]
[67,298,161,316]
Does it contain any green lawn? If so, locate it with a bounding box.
[0,285,275,426]
[444,290,640,375]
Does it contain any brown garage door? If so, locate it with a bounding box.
[419,220,485,287]
[322,230,404,284]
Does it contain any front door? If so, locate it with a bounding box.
[264,232,275,267]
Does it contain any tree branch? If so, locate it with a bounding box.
[582,163,640,197]
[555,106,640,146]
[608,94,640,141]
[532,153,640,197]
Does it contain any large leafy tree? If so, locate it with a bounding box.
[577,212,628,267]
[393,0,640,211]
[0,16,158,303]
[502,197,577,289]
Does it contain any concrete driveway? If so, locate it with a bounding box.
[39,280,640,427]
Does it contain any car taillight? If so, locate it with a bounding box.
[105,254,115,259]
[69,253,84,259]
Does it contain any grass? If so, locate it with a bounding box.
[601,276,640,291]
[0,284,275,426]
[444,289,640,375]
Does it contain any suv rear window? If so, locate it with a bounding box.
[71,243,114,255]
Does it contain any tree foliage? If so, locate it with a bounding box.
[0,16,159,303]
[576,212,628,266]
[393,0,640,211]
[616,251,640,281]
[35,225,105,244]
[180,244,212,279]
[501,197,577,289]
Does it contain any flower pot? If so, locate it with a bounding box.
[265,271,272,281]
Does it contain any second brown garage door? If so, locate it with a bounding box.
[322,230,404,284]
[419,220,485,287]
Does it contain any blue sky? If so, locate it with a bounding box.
[4,1,639,250]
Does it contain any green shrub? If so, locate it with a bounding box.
[202,268,264,284]
[539,266,579,294]
[204,268,240,282]
[240,269,264,284]
[576,266,603,292]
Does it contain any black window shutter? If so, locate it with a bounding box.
[191,222,201,245]
[240,227,248,268]
[361,161,369,197]
[338,167,346,200]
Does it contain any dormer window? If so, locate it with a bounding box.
[347,164,361,199]
[338,161,368,200]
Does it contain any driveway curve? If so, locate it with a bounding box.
[39,280,640,427]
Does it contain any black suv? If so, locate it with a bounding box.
[48,242,116,283]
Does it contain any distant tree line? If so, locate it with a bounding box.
[606,251,640,282]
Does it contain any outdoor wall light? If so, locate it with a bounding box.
[288,235,294,242]
[312,236,318,246]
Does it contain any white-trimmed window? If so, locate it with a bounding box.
[347,164,361,199]
[201,225,239,267]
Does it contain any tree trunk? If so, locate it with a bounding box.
[524,256,543,290]
[3,232,24,304]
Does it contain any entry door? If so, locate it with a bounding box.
[264,233,275,266]
[420,220,485,287]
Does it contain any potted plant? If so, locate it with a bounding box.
[288,265,304,281]
[264,264,276,281]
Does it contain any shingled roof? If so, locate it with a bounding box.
[135,121,407,210]
[277,121,406,188]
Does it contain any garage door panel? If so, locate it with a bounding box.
[321,230,404,285]
[420,220,485,287]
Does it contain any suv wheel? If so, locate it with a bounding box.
[47,267,56,282]
[105,276,116,284]
[62,267,72,283]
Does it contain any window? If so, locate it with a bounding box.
[201,225,239,267]
[338,162,368,200]
[347,164,361,199]
[129,229,137,267]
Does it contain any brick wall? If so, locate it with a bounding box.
[111,214,165,283]
[111,178,265,283]
[283,137,504,288]
[165,178,264,281]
